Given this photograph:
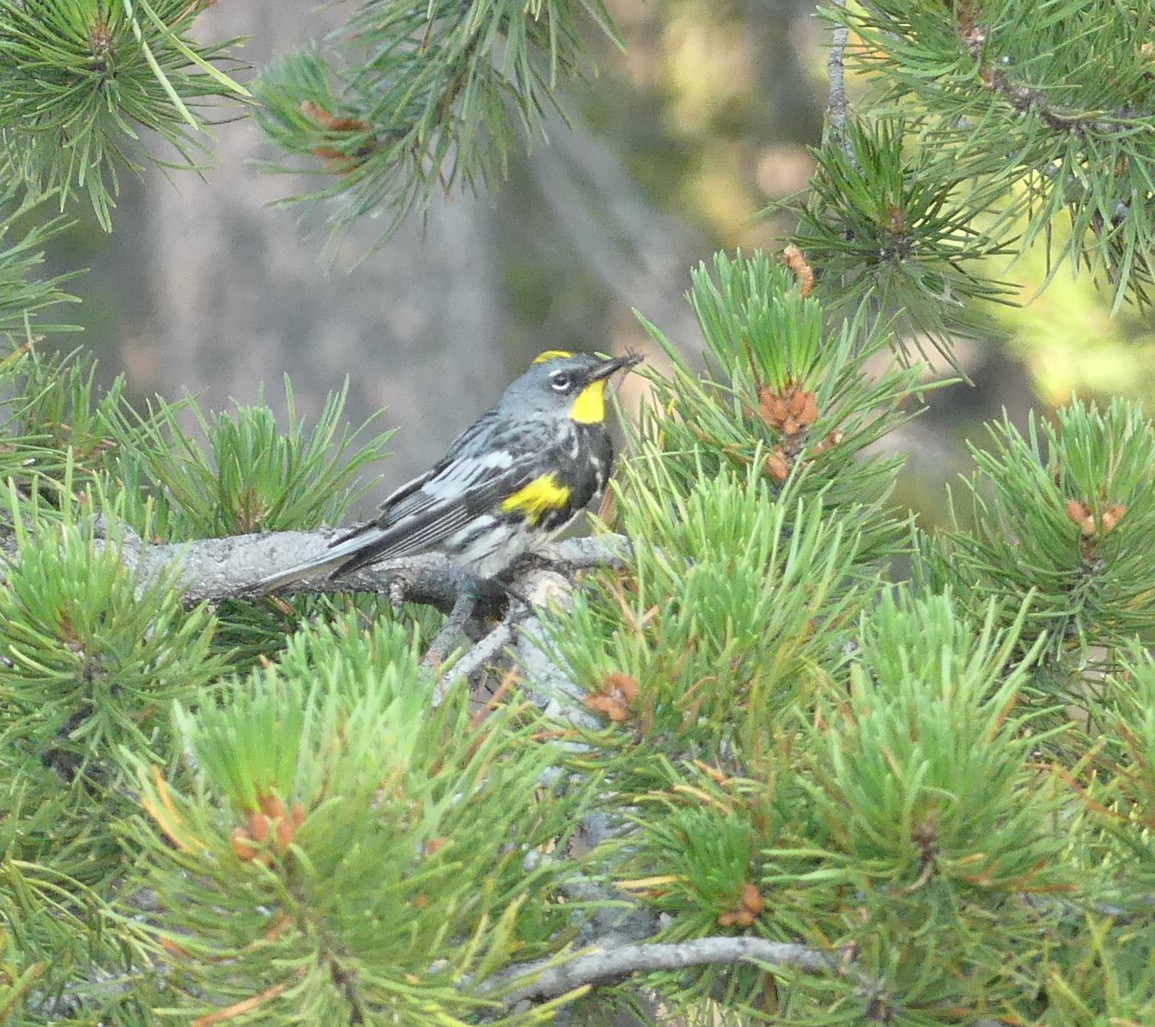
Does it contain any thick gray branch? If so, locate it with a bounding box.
[101,524,627,613]
[485,936,864,1009]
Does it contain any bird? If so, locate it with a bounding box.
[260,349,642,591]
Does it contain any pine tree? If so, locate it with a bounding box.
[2,1,1155,1024]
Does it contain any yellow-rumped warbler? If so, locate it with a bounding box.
[262,350,642,589]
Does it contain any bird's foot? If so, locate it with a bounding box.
[422,582,481,670]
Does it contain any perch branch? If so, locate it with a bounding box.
[87,522,627,612]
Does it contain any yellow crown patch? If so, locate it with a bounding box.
[532,349,574,365]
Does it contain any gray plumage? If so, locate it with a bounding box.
[259,351,640,590]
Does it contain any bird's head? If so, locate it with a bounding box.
[500,350,643,424]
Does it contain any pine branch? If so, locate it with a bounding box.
[252,0,622,244]
[91,520,628,611]
[483,935,869,1010]
[827,0,1155,310]
[0,0,249,230]
[952,1,1152,134]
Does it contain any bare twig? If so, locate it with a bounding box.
[443,618,515,688]
[825,0,856,162]
[483,935,867,1009]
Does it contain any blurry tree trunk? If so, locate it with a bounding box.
[137,1,505,497]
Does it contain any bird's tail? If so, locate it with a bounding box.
[256,526,390,592]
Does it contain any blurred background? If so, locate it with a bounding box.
[40,0,1155,518]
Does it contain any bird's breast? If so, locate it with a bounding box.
[529,423,613,532]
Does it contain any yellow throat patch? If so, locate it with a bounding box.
[501,473,572,526]
[569,380,608,424]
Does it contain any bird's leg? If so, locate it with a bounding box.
[422,575,483,669]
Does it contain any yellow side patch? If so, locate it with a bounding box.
[532,349,574,365]
[570,380,608,424]
[502,473,571,526]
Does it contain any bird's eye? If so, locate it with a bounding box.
[550,371,572,393]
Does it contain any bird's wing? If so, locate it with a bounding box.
[326,421,554,577]
[257,412,503,591]
[326,408,502,538]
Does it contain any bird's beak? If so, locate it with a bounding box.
[590,352,644,382]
